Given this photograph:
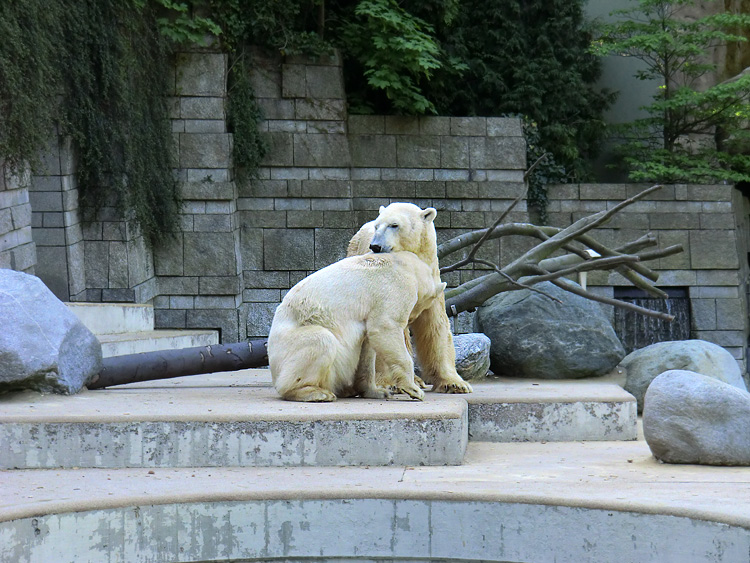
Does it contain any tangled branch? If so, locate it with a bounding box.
[438,185,684,321]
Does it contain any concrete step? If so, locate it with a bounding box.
[66,302,155,335]
[0,371,636,470]
[0,370,467,469]
[98,329,219,358]
[467,378,637,442]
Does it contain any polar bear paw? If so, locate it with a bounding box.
[402,384,425,401]
[282,386,338,402]
[433,379,473,394]
[361,386,393,400]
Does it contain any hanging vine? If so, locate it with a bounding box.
[0,0,182,245]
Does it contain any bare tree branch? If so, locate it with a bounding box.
[550,278,675,322]
[439,185,683,320]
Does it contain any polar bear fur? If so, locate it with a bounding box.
[347,202,472,394]
[268,250,445,402]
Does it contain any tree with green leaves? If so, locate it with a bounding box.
[425,0,614,180]
[593,0,750,183]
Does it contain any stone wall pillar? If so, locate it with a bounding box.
[154,50,244,342]
[27,130,86,300]
[0,160,36,275]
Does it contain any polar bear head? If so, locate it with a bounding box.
[369,202,438,261]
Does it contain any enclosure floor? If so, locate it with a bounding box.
[2,430,750,530]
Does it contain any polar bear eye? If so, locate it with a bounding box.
[390,223,399,229]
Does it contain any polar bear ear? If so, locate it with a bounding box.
[421,207,437,223]
[379,205,386,215]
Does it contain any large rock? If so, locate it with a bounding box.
[643,370,750,465]
[453,333,490,381]
[474,281,625,379]
[619,340,746,413]
[0,270,102,394]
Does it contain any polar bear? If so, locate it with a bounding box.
[347,203,473,394]
[268,250,446,402]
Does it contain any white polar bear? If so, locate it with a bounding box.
[268,250,446,402]
[347,203,473,394]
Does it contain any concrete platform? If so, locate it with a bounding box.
[468,378,637,442]
[0,370,468,469]
[0,371,636,470]
[1,439,749,562]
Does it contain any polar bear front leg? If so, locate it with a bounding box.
[411,295,473,394]
[367,320,425,401]
[354,336,392,399]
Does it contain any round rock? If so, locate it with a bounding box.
[619,339,746,413]
[474,281,625,379]
[453,333,491,381]
[643,369,750,465]
[0,269,102,394]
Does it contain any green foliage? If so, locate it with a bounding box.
[524,117,568,224]
[148,0,222,44]
[0,0,182,245]
[227,51,268,187]
[336,0,460,115]
[0,0,64,173]
[208,0,329,55]
[61,0,180,244]
[593,0,750,183]
[425,0,614,178]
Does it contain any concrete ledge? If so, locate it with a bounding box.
[467,379,637,442]
[0,378,467,469]
[66,302,154,335]
[3,499,747,563]
[98,329,219,357]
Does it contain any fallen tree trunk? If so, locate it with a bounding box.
[88,340,269,389]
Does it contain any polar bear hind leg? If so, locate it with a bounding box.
[271,324,339,402]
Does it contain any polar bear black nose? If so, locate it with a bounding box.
[370,244,382,253]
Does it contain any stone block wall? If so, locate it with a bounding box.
[10,48,750,374]
[242,50,527,339]
[544,183,749,369]
[153,50,245,342]
[0,160,36,274]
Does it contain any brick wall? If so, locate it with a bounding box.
[153,50,244,342]
[0,160,36,274]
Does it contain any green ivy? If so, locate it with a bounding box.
[0,1,64,173]
[61,0,180,244]
[0,0,182,245]
[227,51,268,188]
[524,117,568,224]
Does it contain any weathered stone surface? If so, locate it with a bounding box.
[0,269,101,394]
[475,281,625,379]
[453,333,491,381]
[643,370,750,465]
[619,340,746,413]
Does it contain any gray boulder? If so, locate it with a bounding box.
[643,370,750,465]
[619,340,746,413]
[0,269,102,394]
[474,281,625,379]
[453,333,490,381]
